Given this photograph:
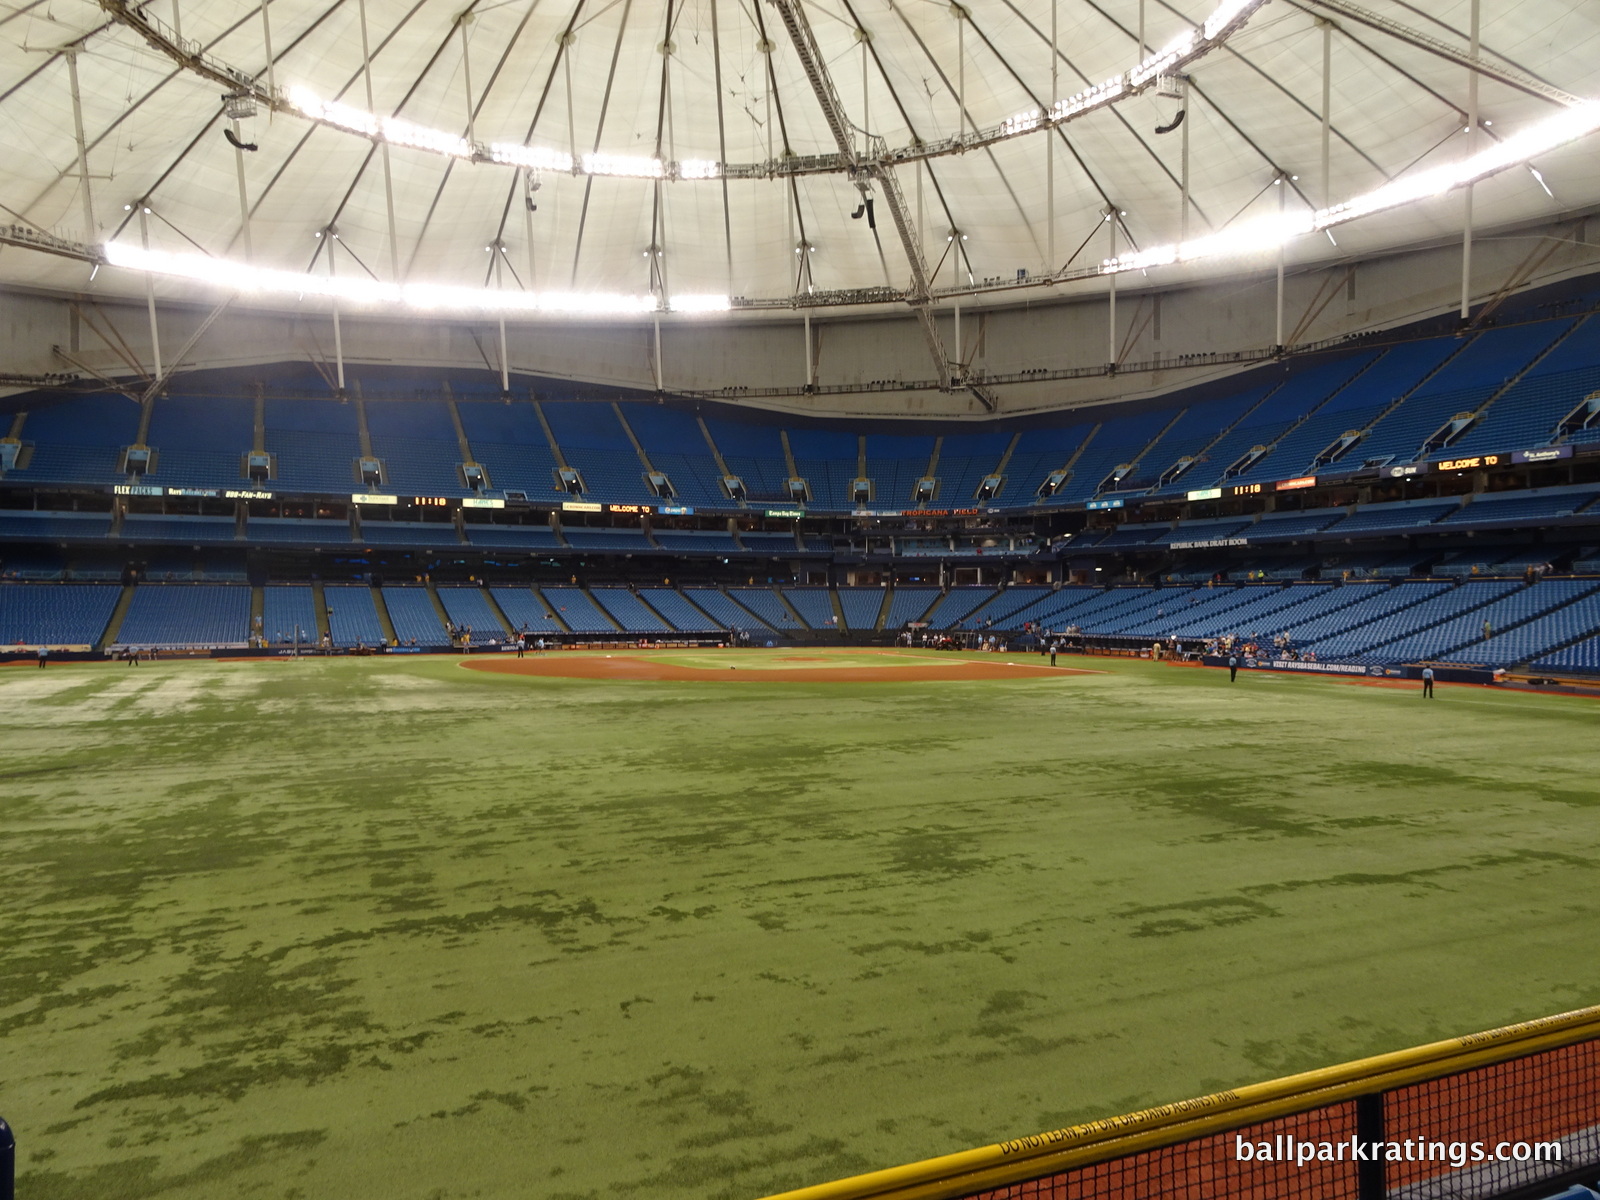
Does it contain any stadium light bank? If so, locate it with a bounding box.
[1101,101,1600,276]
[97,102,1600,319]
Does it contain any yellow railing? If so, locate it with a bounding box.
[758,1003,1600,1200]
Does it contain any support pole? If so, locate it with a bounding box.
[1460,0,1479,321]
[956,6,965,139]
[356,0,398,279]
[328,234,346,392]
[65,51,95,242]
[1106,210,1117,369]
[1179,81,1190,242]
[653,312,663,392]
[1320,19,1332,209]
[261,0,275,102]
[170,0,181,43]
[563,36,578,170]
[1275,175,1286,350]
[494,246,510,394]
[954,299,962,369]
[523,169,537,289]
[459,14,475,145]
[138,206,162,378]
[1047,0,1057,267]
[232,120,253,261]
[803,312,813,388]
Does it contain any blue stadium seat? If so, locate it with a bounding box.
[381,587,449,645]
[436,587,510,643]
[537,586,621,632]
[323,585,387,646]
[261,585,318,645]
[589,587,674,633]
[0,582,120,645]
[116,584,251,647]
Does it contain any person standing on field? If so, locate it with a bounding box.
[1422,665,1435,698]
[1228,652,1239,682]
[37,645,47,669]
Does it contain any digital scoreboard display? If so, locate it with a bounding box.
[1435,455,1501,471]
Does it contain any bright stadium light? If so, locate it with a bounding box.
[104,242,660,317]
[489,142,574,172]
[1102,101,1600,277]
[581,152,666,179]
[101,99,1600,313]
[669,294,733,314]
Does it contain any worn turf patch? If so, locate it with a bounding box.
[1,654,1596,1200]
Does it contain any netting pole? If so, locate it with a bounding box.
[0,1114,13,1200]
[1355,1091,1385,1200]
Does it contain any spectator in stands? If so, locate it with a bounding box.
[1422,665,1435,698]
[1482,618,1493,641]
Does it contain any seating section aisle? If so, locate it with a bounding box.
[0,582,120,645]
[782,587,839,629]
[263,398,363,494]
[145,395,254,488]
[436,587,509,643]
[1534,631,1600,673]
[618,402,736,508]
[836,588,884,632]
[261,586,319,644]
[324,585,386,646]
[1307,580,1517,659]
[1442,590,1600,666]
[365,401,465,496]
[1372,579,1599,663]
[921,588,1000,629]
[541,403,647,506]
[589,587,673,633]
[455,402,561,499]
[8,396,141,486]
[537,586,619,633]
[728,588,804,631]
[381,587,448,644]
[883,587,941,629]
[638,588,722,632]
[490,587,568,635]
[117,584,251,647]
[681,588,777,633]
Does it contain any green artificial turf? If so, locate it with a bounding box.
[2,653,1597,1200]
